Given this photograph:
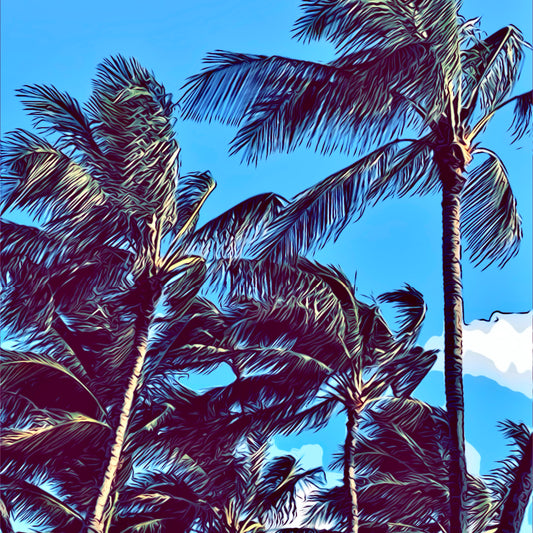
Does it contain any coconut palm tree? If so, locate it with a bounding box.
[166,258,439,533]
[303,399,495,533]
[179,4,531,529]
[0,55,287,533]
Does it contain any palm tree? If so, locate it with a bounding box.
[167,258,439,533]
[0,56,287,533]
[179,4,531,529]
[305,399,495,533]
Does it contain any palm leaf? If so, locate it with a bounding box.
[462,26,526,115]
[252,144,397,260]
[182,49,433,161]
[293,0,461,97]
[186,192,286,262]
[2,476,83,531]
[486,420,533,529]
[253,455,324,523]
[461,150,522,267]
[87,55,179,228]
[377,284,427,346]
[1,130,107,221]
[1,412,110,460]
[172,171,216,238]
[0,349,106,419]
[17,84,101,157]
[509,90,532,142]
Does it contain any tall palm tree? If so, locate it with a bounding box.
[179,4,531,529]
[0,56,287,533]
[167,258,439,533]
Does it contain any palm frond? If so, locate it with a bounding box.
[486,420,532,530]
[462,150,522,267]
[164,344,333,377]
[1,219,66,272]
[293,0,461,94]
[509,90,532,142]
[0,348,106,419]
[1,411,110,461]
[0,497,14,533]
[186,192,286,262]
[252,144,397,260]
[182,48,434,162]
[87,55,179,228]
[2,476,83,531]
[307,485,349,531]
[17,84,101,157]
[1,130,107,221]
[378,347,438,398]
[377,284,427,346]
[254,455,324,524]
[462,26,527,115]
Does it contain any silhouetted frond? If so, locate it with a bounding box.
[2,476,83,532]
[172,171,216,237]
[183,44,439,162]
[509,90,533,142]
[0,349,105,419]
[252,143,398,260]
[293,0,461,70]
[377,284,427,346]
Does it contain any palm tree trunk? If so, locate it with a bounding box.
[86,277,158,533]
[345,405,359,533]
[496,433,533,533]
[441,169,468,533]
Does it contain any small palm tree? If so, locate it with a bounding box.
[305,399,495,533]
[0,56,286,533]
[168,258,438,533]
[180,5,531,530]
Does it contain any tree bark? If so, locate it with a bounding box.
[345,405,359,533]
[86,278,158,533]
[441,169,468,533]
[496,433,533,533]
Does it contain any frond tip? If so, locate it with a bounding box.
[509,90,533,142]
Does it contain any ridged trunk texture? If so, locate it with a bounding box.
[441,168,468,533]
[345,406,359,533]
[496,434,533,533]
[86,278,158,533]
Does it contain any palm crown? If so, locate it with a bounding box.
[0,55,288,533]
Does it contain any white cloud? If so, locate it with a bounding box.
[465,441,481,477]
[425,311,532,397]
[270,442,324,471]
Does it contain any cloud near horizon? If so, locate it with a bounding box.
[425,311,532,398]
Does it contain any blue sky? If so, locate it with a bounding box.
[1,0,531,529]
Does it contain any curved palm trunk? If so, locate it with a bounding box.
[345,405,359,533]
[496,433,533,533]
[86,278,158,533]
[441,169,468,533]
